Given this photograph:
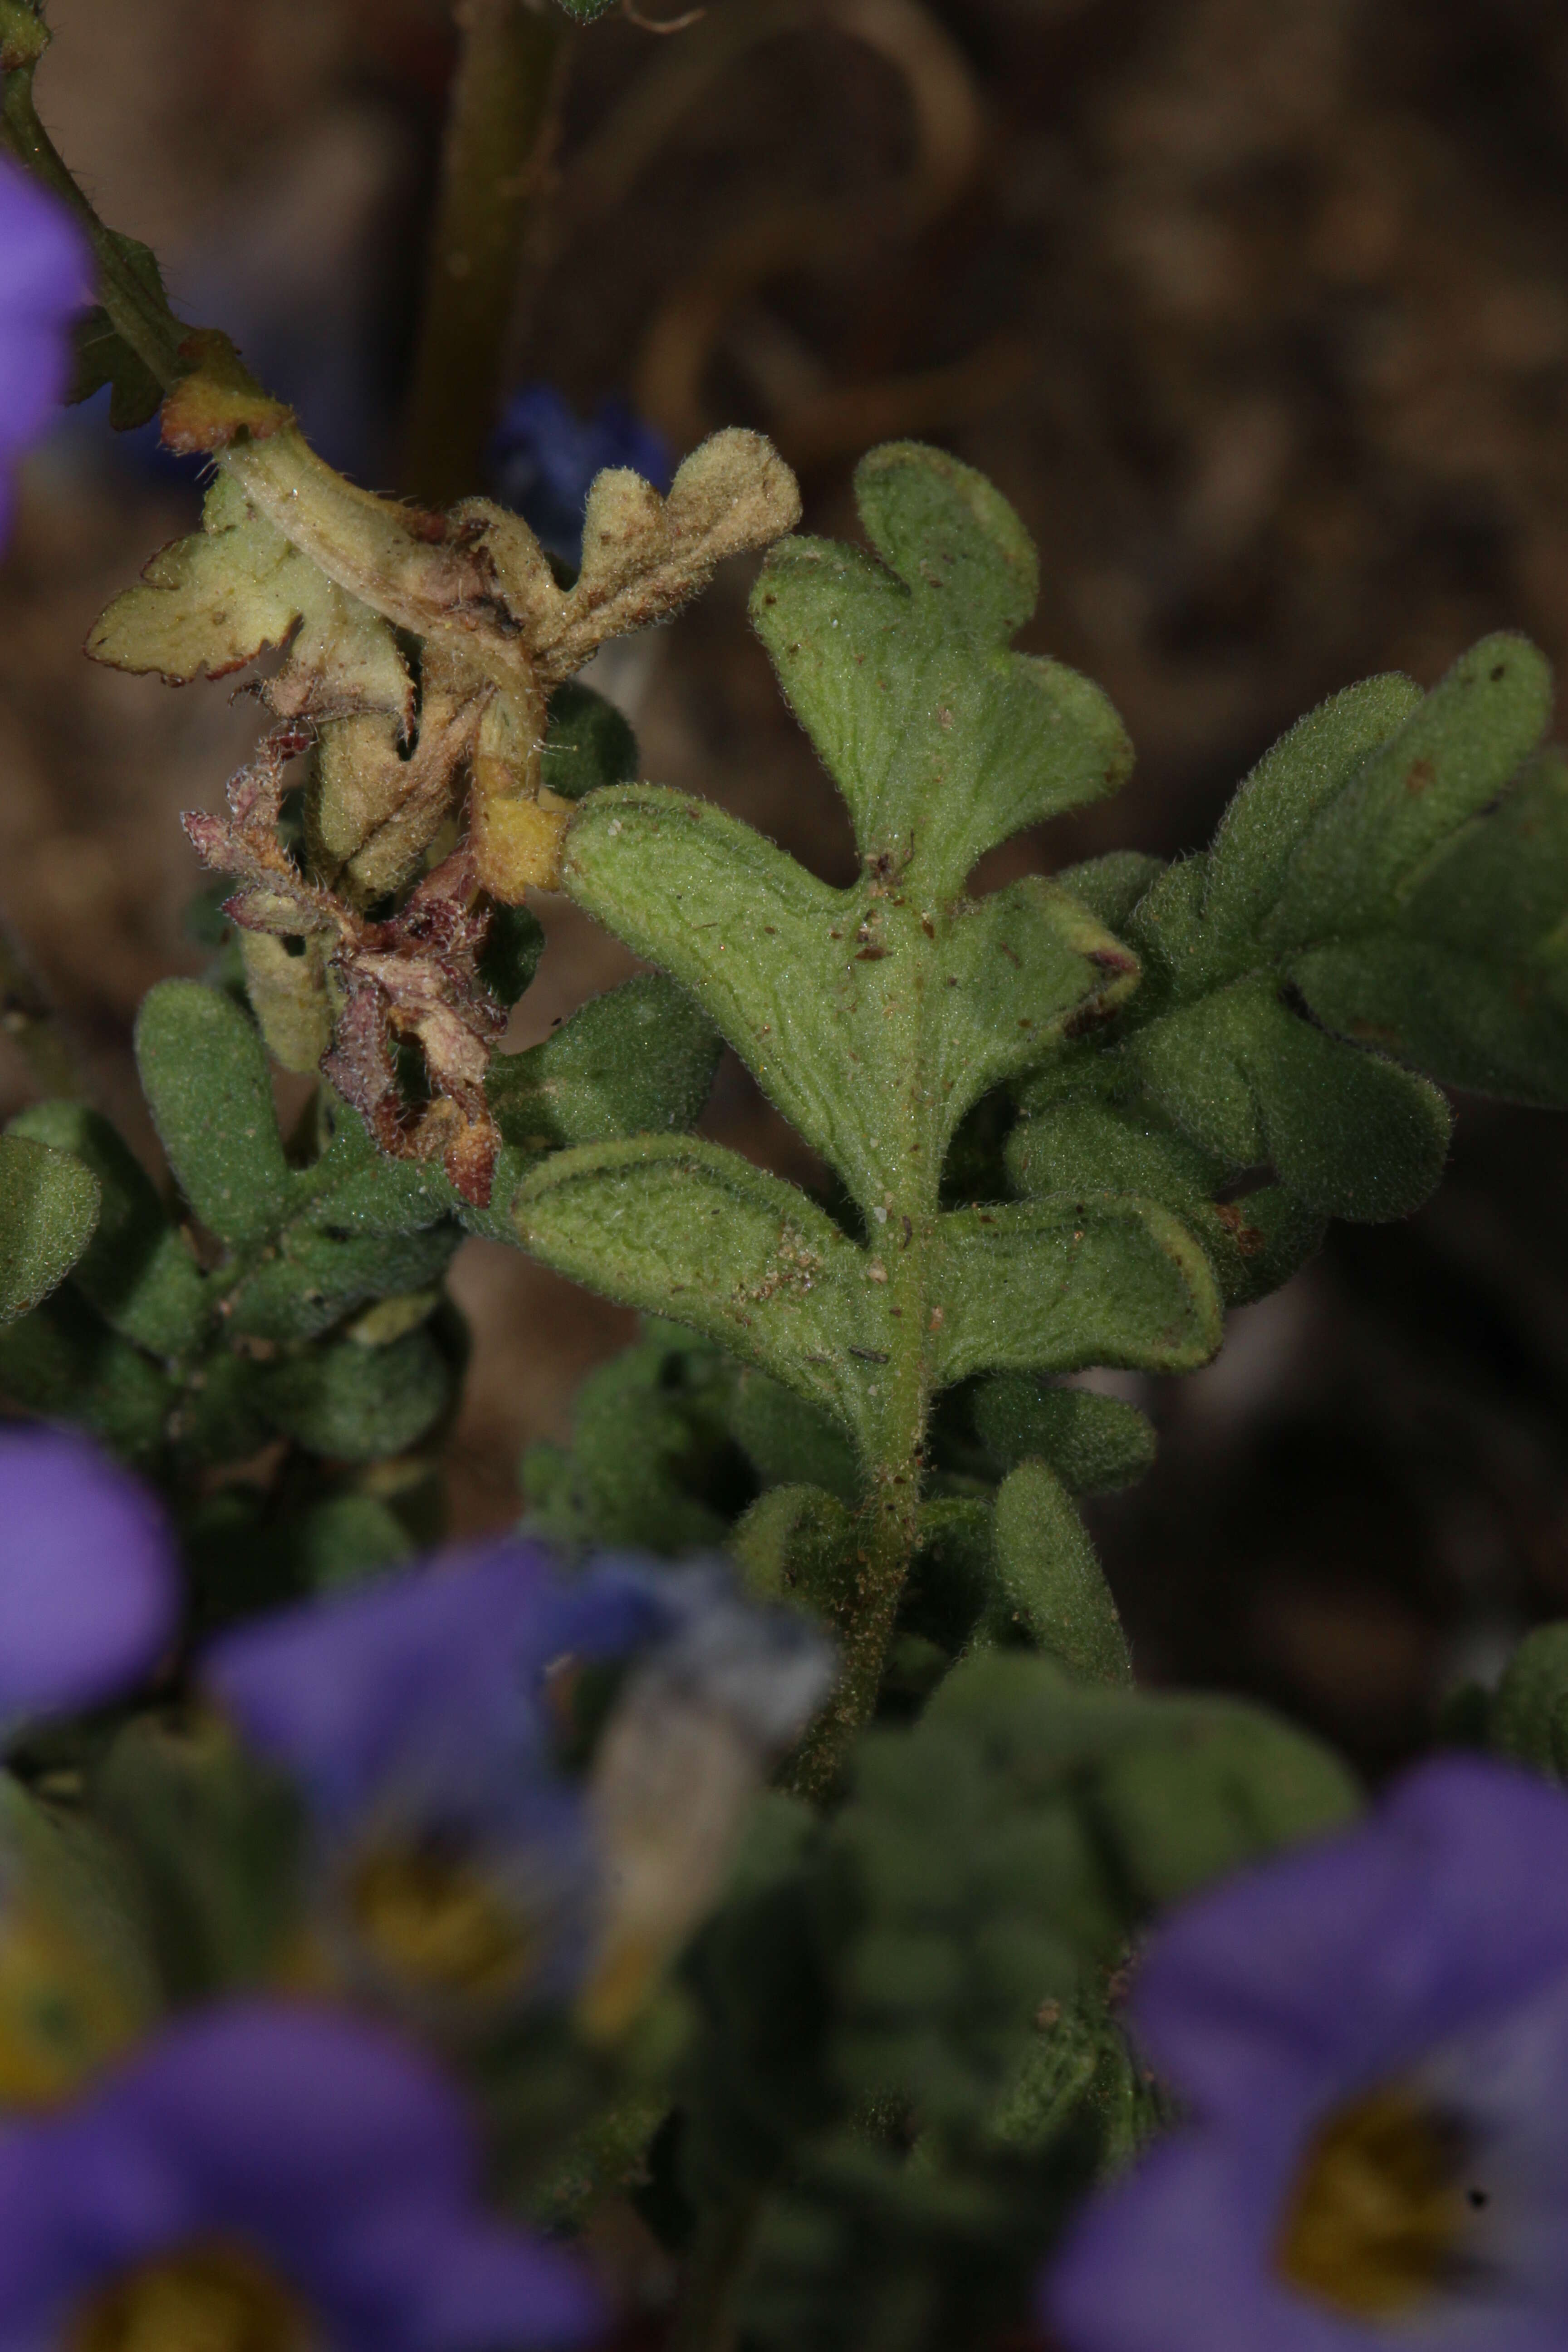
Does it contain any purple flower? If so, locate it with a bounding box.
[491,383,672,568]
[1044,1757,1568,2352]
[206,1537,664,1841]
[205,1545,830,2022]
[0,160,91,549]
[0,1425,178,1718]
[0,1998,600,2349]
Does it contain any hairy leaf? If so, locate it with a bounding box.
[135,982,292,1249]
[8,1104,204,1357]
[0,1134,99,1328]
[988,1461,1132,1685]
[750,444,1132,898]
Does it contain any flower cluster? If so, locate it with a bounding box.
[0,1418,828,2347]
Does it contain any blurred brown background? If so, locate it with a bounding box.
[6,0,1568,1766]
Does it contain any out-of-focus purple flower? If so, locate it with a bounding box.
[491,383,673,568]
[0,1998,601,2349]
[0,160,91,549]
[1044,1757,1568,2352]
[205,1544,830,2024]
[0,1425,178,1719]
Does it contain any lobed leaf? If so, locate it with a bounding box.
[926,1196,1222,1388]
[750,446,1132,899]
[514,1136,887,1449]
[88,472,412,725]
[564,790,1136,1217]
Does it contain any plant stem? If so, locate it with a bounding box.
[400,0,570,508]
[789,1153,934,1802]
[0,52,185,388]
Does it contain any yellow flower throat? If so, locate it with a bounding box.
[1277,2084,1488,2319]
[66,2240,312,2352]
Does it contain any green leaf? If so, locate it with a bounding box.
[1196,673,1424,987]
[974,1377,1155,1494]
[66,232,170,431]
[523,1325,740,1555]
[293,1098,456,1238]
[225,1223,460,1345]
[1057,639,1563,1238]
[987,1462,1131,1685]
[1490,1623,1568,1781]
[169,1348,273,1471]
[540,679,639,801]
[564,789,1136,1219]
[292,1494,416,1591]
[0,1134,99,1327]
[69,304,162,431]
[1054,851,1165,931]
[926,1196,1222,1387]
[730,1484,857,1622]
[8,1104,205,1357]
[1129,978,1451,1221]
[1264,634,1552,946]
[514,1136,885,1449]
[1289,747,1568,1102]
[1089,1699,1362,1911]
[135,982,291,1250]
[487,973,721,1157]
[750,445,1132,899]
[93,1715,303,2001]
[727,1367,861,1504]
[0,1288,172,1460]
[259,1326,452,1460]
[476,901,547,1008]
[1005,1095,1325,1307]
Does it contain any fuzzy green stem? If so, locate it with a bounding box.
[788,1191,932,1802]
[399,0,570,507]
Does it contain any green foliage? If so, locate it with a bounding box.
[0,1133,99,1327]
[65,230,169,430]
[525,1322,745,1555]
[91,1714,304,2003]
[679,1651,1359,2350]
[989,1462,1131,1686]
[1490,1623,1568,1780]
[539,680,639,802]
[0,966,718,1573]
[972,1377,1156,1494]
[523,1320,860,1558]
[1032,641,1567,1241]
[537,449,1220,1502]
[486,974,721,1176]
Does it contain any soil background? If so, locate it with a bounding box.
[8,0,1568,1769]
